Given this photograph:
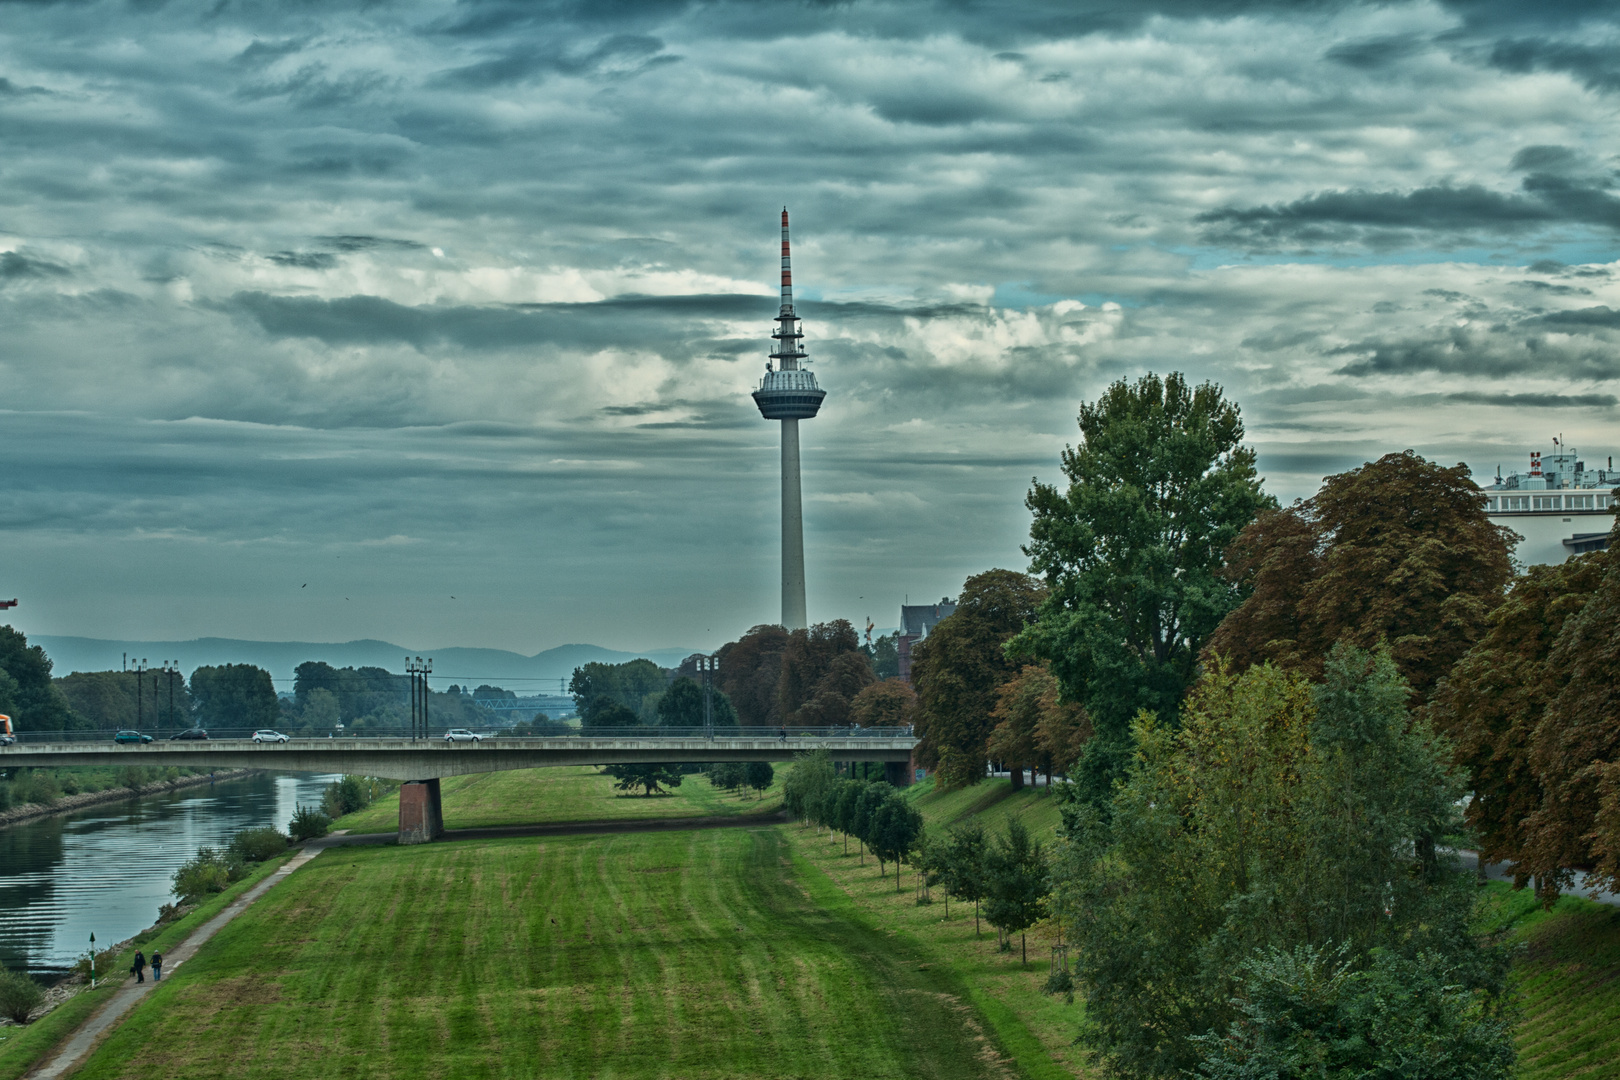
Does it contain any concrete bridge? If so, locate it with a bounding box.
[1,733,919,843]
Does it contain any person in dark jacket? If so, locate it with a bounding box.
[151,952,163,981]
[132,950,146,983]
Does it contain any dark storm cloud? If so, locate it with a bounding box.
[316,236,427,253]
[440,34,672,88]
[1332,321,1620,380]
[223,291,772,352]
[1489,38,1620,93]
[1447,391,1619,408]
[0,251,69,281]
[267,251,338,269]
[1325,34,1428,69]
[1196,180,1620,248]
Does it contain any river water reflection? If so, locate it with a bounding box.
[0,772,340,977]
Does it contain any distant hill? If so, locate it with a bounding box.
[30,636,701,693]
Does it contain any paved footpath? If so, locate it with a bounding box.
[26,840,338,1080]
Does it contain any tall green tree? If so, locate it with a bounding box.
[1209,450,1514,699]
[1052,650,1500,1079]
[188,664,278,728]
[569,659,664,719]
[911,569,1045,787]
[1015,373,1272,807]
[865,631,900,680]
[56,669,192,731]
[0,626,78,730]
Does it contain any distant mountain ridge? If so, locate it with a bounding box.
[30,636,702,693]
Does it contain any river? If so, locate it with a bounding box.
[0,771,340,978]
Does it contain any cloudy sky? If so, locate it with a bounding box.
[3,0,1619,657]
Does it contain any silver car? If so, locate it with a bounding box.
[443,728,482,743]
[252,729,290,743]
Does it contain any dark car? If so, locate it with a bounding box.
[114,730,154,744]
[169,728,209,741]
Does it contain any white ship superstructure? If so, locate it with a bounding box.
[1482,440,1617,564]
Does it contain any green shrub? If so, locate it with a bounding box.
[9,769,61,807]
[172,847,241,903]
[118,764,149,789]
[226,826,288,863]
[0,967,45,1024]
[322,775,372,817]
[289,804,332,841]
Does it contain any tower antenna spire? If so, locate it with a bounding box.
[780,207,794,317]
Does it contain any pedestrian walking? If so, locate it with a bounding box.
[132,950,146,983]
[779,725,787,742]
[151,952,163,981]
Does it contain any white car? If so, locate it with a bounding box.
[252,729,290,743]
[444,728,482,743]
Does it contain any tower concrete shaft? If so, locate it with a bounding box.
[780,417,807,629]
[752,208,823,631]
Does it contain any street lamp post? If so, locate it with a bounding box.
[696,655,718,741]
[133,659,148,733]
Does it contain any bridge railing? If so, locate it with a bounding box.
[4,726,916,745]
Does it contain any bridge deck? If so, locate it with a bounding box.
[0,736,918,781]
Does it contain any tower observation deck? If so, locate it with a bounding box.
[752,209,822,630]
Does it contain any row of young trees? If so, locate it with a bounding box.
[784,753,924,889]
[783,750,1053,962]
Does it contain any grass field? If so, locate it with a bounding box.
[73,827,1017,1080]
[902,778,1064,840]
[334,765,785,832]
[1476,881,1620,1080]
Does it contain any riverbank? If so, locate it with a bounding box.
[0,770,257,830]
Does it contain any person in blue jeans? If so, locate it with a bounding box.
[151,952,163,981]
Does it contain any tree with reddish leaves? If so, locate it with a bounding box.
[1521,533,1620,898]
[716,624,790,728]
[912,569,1045,787]
[1208,451,1515,701]
[778,620,875,727]
[1427,551,1608,882]
[849,678,915,728]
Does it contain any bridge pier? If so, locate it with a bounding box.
[399,778,444,844]
[884,749,918,788]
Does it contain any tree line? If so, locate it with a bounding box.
[888,371,1620,1078]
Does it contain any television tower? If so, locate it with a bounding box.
[752,208,824,630]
